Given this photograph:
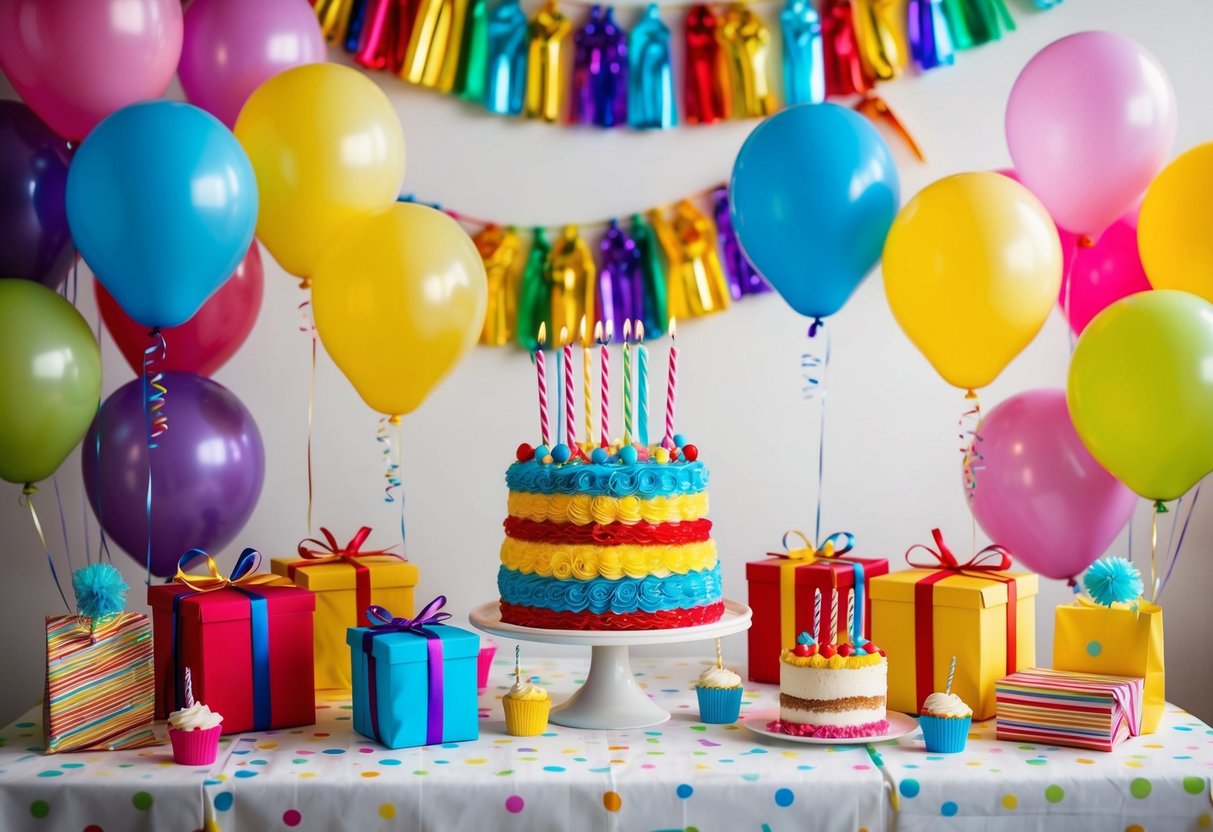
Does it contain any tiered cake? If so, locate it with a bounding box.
[498,440,724,630]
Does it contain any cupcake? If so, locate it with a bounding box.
[503,677,551,737]
[919,691,972,753]
[695,665,743,724]
[168,702,223,765]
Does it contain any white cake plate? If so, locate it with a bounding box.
[741,708,920,745]
[469,598,752,730]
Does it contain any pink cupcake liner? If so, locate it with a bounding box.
[477,642,497,691]
[169,724,222,766]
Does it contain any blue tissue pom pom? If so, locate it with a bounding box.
[72,563,128,619]
[1083,557,1143,607]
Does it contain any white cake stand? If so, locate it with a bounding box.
[469,598,752,730]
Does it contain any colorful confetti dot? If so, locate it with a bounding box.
[29,800,49,819]
[774,788,794,807]
[1125,826,1145,832]
[1198,814,1211,829]
[360,771,379,778]
[322,749,345,755]
[505,795,525,814]
[84,826,102,832]
[603,791,622,812]
[379,759,401,766]
[1184,776,1206,795]
[379,804,396,820]
[1001,794,1018,810]
[677,784,693,799]
[132,792,153,811]
[900,780,920,799]
[283,809,302,827]
[1130,778,1152,799]
[543,766,565,772]
[1045,785,1064,804]
[941,801,958,817]
[214,793,234,812]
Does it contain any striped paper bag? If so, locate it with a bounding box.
[44,612,158,754]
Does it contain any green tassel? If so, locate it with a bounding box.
[942,0,1014,49]
[454,0,490,101]
[631,213,668,338]
[516,227,552,349]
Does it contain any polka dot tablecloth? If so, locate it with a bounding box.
[0,658,1209,832]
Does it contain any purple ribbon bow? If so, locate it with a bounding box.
[362,596,451,745]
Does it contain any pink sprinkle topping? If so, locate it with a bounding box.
[766,719,891,739]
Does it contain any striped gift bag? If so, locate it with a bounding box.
[44,612,158,754]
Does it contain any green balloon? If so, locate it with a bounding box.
[0,281,102,485]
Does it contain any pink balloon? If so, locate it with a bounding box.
[179,0,327,128]
[0,0,182,142]
[1006,32,1176,237]
[968,389,1137,582]
[1058,214,1152,335]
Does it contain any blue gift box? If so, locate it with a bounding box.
[346,600,479,749]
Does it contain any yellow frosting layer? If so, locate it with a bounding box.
[500,538,717,580]
[506,491,709,525]
[780,649,885,670]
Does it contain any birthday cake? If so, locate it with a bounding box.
[769,632,889,739]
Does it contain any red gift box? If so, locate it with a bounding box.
[149,549,317,734]
[746,531,889,683]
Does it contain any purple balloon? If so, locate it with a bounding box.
[83,372,265,577]
[968,388,1137,582]
[0,101,73,289]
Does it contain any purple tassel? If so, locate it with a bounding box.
[599,219,644,334]
[713,187,769,297]
[569,5,628,127]
[600,7,628,127]
[569,6,603,125]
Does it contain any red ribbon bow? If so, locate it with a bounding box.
[293,527,402,627]
[905,528,1011,572]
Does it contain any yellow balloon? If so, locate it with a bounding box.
[234,64,405,282]
[882,172,1062,392]
[1067,290,1213,501]
[312,203,487,417]
[1139,142,1213,301]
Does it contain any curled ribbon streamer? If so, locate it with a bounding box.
[801,325,831,544]
[683,4,731,125]
[599,220,644,338]
[628,4,676,129]
[142,329,167,585]
[516,227,552,349]
[650,201,731,319]
[905,527,1012,572]
[174,548,291,594]
[853,94,925,162]
[719,3,778,119]
[484,0,529,115]
[299,300,318,535]
[908,0,954,70]
[780,0,825,106]
[821,0,872,97]
[546,226,597,339]
[20,485,72,613]
[852,0,905,81]
[631,213,668,338]
[712,187,768,299]
[525,0,572,123]
[959,391,984,500]
[376,416,403,507]
[476,225,523,346]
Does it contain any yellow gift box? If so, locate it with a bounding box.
[870,531,1038,720]
[1054,597,1164,733]
[271,527,418,691]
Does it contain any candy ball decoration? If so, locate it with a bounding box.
[682,444,700,462]
[673,433,688,448]
[551,444,572,463]
[619,445,639,464]
[533,444,551,461]
[654,447,670,464]
[591,447,609,464]
[516,443,535,461]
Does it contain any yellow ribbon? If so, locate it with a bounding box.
[770,529,856,651]
[174,549,291,594]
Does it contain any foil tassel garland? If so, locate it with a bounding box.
[628,4,676,129]
[719,3,778,118]
[355,0,410,73]
[781,0,824,106]
[345,0,371,52]
[476,225,523,345]
[599,8,628,127]
[651,201,731,319]
[852,0,905,81]
[316,0,359,43]
[821,0,872,97]
[402,0,469,91]
[908,0,954,70]
[570,6,627,127]
[516,227,551,349]
[684,4,731,125]
[454,0,489,101]
[598,220,644,338]
[631,213,668,338]
[712,187,768,298]
[569,7,603,125]
[485,0,529,115]
[942,0,1015,50]
[546,225,596,342]
[525,0,572,123]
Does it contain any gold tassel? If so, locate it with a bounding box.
[315,0,358,43]
[402,0,470,91]
[475,225,523,346]
[852,0,907,81]
[649,201,731,318]
[718,3,778,118]
[525,0,572,123]
[546,225,596,338]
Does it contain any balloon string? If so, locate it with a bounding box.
[1149,500,1165,603]
[396,419,407,554]
[142,329,167,586]
[1159,486,1199,600]
[801,323,831,545]
[52,476,74,577]
[299,299,317,536]
[1061,235,1081,354]
[960,391,985,552]
[92,293,113,565]
[21,485,71,614]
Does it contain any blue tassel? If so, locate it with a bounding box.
[72,562,128,620]
[345,0,370,53]
[780,0,824,105]
[908,0,954,70]
[485,0,529,115]
[627,3,676,129]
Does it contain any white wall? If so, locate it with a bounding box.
[2,0,1211,725]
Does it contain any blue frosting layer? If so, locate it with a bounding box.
[497,564,722,615]
[505,460,708,498]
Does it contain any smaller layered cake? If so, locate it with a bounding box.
[769,632,889,739]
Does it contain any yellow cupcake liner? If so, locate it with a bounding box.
[504,697,551,737]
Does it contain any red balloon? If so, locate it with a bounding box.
[97,244,263,377]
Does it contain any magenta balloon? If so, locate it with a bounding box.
[0,0,182,141]
[1058,214,1152,336]
[1006,31,1176,237]
[179,0,327,128]
[82,373,265,577]
[968,389,1137,581]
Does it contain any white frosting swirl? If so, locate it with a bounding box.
[506,680,549,702]
[169,703,223,731]
[921,692,971,718]
[697,666,741,689]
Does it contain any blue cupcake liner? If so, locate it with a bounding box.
[919,714,971,753]
[696,686,742,724]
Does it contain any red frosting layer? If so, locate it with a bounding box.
[766,719,891,739]
[503,517,714,546]
[500,601,725,630]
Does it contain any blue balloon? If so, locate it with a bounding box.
[66,101,258,329]
[729,103,900,322]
